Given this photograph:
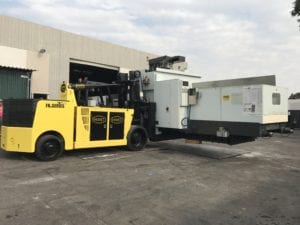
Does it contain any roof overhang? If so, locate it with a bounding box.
[0,65,35,72]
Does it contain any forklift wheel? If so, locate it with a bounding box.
[126,126,148,151]
[35,134,64,161]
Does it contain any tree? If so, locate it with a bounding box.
[291,0,300,27]
[289,93,300,99]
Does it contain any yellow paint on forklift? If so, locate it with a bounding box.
[1,83,134,154]
[32,100,75,150]
[74,106,133,149]
[74,139,127,149]
[1,126,32,152]
[1,99,75,153]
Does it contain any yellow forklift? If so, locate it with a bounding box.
[0,80,148,161]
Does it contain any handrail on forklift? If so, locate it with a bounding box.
[69,82,122,90]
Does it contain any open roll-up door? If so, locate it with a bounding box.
[69,59,120,84]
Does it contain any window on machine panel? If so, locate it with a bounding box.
[272,93,281,105]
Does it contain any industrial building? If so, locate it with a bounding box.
[0,15,156,99]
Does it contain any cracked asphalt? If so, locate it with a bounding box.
[0,131,299,225]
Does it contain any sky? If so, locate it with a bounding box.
[1,0,299,93]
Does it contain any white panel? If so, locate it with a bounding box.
[141,71,156,91]
[190,88,221,121]
[181,91,188,106]
[262,85,288,116]
[289,99,300,110]
[190,84,288,124]
[221,86,261,123]
[154,79,187,129]
[242,86,262,115]
[155,70,201,85]
[0,46,27,68]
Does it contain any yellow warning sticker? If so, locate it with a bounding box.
[223,95,230,101]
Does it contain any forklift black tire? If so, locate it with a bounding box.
[126,126,148,151]
[35,134,64,161]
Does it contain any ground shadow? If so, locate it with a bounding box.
[148,141,247,160]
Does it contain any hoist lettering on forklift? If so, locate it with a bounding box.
[92,115,106,124]
[111,116,124,124]
[45,102,65,108]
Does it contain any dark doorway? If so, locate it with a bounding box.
[69,62,119,84]
[33,93,48,99]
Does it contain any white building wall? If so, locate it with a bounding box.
[0,46,50,95]
[0,15,156,98]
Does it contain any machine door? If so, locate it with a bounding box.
[109,112,125,140]
[90,111,107,141]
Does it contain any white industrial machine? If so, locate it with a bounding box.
[189,78,288,137]
[136,56,290,141]
[141,68,201,130]
[288,98,300,128]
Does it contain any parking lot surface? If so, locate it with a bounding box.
[0,131,299,225]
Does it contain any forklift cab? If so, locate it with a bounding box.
[58,81,148,157]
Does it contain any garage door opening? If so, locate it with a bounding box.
[69,62,119,84]
[69,62,123,106]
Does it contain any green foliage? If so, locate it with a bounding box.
[291,0,300,16]
[291,0,300,28]
[289,93,300,99]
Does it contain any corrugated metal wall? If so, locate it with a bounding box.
[0,68,29,99]
[0,15,157,98]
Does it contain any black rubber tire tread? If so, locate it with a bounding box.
[35,134,64,161]
[126,125,148,151]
